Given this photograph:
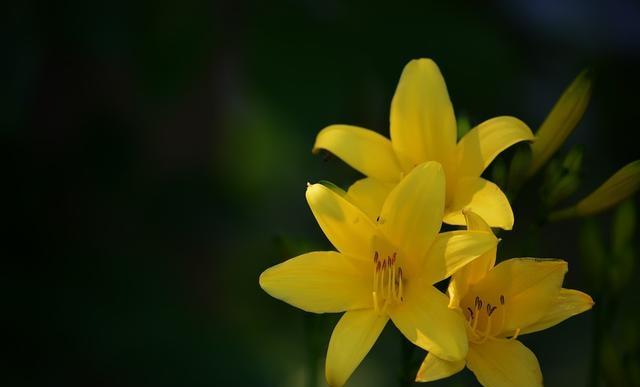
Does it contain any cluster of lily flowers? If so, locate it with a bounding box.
[259,59,639,387]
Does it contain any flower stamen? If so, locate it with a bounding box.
[372,250,404,314]
[465,294,507,344]
[510,328,521,341]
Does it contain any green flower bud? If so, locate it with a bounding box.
[528,69,592,177]
[545,174,581,208]
[575,160,640,217]
[562,145,584,175]
[549,160,640,221]
[543,158,564,193]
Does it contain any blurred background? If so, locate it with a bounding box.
[5,0,640,386]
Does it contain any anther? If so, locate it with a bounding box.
[475,296,483,310]
[371,250,404,313]
[466,294,508,344]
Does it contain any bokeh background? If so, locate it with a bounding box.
[6,0,640,386]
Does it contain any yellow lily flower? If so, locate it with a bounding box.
[313,58,534,229]
[415,211,594,387]
[259,162,498,387]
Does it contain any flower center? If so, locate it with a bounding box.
[463,294,518,344]
[372,250,404,314]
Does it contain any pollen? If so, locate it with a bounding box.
[372,250,404,314]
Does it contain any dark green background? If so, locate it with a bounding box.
[6,1,640,386]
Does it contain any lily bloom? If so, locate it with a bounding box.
[415,211,594,387]
[260,162,497,387]
[313,58,533,229]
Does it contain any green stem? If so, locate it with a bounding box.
[304,314,319,387]
[399,338,416,387]
[589,293,605,387]
[548,206,578,222]
[589,312,601,387]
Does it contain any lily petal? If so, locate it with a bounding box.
[422,230,498,284]
[313,124,403,182]
[471,258,567,335]
[519,288,594,335]
[306,183,377,259]
[444,176,514,230]
[448,211,497,307]
[455,116,534,178]
[467,339,542,387]
[325,309,389,387]
[389,283,467,361]
[390,59,457,168]
[463,208,494,233]
[345,177,393,221]
[415,353,465,382]
[259,251,371,313]
[378,161,445,265]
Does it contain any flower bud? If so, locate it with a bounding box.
[575,160,640,217]
[562,145,584,175]
[543,158,564,192]
[549,160,640,220]
[528,70,592,177]
[546,174,581,208]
